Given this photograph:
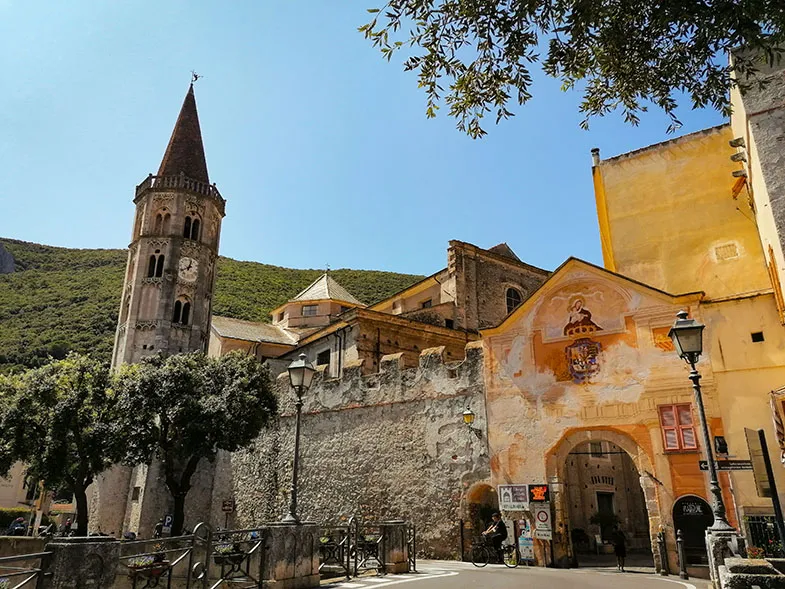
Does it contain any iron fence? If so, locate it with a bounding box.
[351,520,386,576]
[118,522,209,589]
[746,515,784,557]
[318,521,352,579]
[0,551,52,589]
[208,525,267,589]
[406,523,416,572]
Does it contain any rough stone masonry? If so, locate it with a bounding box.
[206,341,489,558]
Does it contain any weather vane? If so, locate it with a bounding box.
[191,71,202,84]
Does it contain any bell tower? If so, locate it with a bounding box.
[112,83,225,368]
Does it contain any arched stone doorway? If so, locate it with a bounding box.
[460,483,499,559]
[672,495,712,565]
[546,429,663,571]
[462,482,498,533]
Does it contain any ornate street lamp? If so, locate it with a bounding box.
[462,406,482,439]
[283,353,315,524]
[669,311,734,532]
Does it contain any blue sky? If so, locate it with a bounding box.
[0,1,724,276]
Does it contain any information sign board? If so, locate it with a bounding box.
[498,485,529,511]
[222,499,236,513]
[698,460,753,471]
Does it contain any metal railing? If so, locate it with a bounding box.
[352,520,386,576]
[746,515,784,557]
[406,523,417,572]
[319,521,352,579]
[0,551,52,589]
[118,522,209,589]
[208,526,267,589]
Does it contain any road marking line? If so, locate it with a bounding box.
[646,576,698,589]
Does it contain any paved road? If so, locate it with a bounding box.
[324,560,711,589]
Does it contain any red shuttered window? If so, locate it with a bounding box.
[659,404,698,451]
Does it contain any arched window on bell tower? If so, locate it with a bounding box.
[172,297,192,325]
[183,214,201,241]
[147,250,165,278]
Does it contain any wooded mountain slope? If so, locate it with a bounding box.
[0,239,423,373]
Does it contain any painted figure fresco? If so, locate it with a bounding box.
[564,296,602,336]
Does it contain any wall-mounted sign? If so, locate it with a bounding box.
[533,503,552,540]
[498,485,529,511]
[528,484,550,503]
[222,499,235,513]
[698,460,752,471]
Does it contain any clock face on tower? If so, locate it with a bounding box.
[178,257,199,282]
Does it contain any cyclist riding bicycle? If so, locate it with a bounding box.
[481,512,507,561]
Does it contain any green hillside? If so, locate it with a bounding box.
[0,239,423,373]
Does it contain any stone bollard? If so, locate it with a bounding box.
[657,531,670,576]
[43,536,119,589]
[676,529,689,580]
[379,521,409,574]
[263,522,320,588]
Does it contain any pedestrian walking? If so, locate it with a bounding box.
[611,526,627,572]
[153,518,164,539]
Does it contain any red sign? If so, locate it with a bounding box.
[528,484,550,503]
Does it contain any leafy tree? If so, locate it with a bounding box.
[114,352,277,535]
[0,353,121,535]
[360,0,785,137]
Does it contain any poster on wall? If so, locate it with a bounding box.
[533,503,552,540]
[498,484,529,511]
[518,535,535,560]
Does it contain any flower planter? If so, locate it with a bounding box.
[128,560,170,578]
[213,552,245,566]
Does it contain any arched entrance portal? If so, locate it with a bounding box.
[460,483,499,560]
[673,495,712,565]
[546,429,663,571]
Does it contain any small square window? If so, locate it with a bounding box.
[277,312,284,322]
[302,304,318,317]
[316,349,330,366]
[445,319,454,329]
[752,331,765,343]
[589,441,605,458]
[421,299,432,309]
[132,487,141,501]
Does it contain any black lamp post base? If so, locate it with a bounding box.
[281,513,300,525]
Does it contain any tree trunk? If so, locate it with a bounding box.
[74,486,89,536]
[172,493,186,537]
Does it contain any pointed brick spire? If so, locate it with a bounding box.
[157,84,209,183]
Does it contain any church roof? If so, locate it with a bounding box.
[291,273,364,306]
[157,84,210,183]
[487,242,522,262]
[211,316,297,345]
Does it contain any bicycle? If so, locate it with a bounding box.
[470,536,519,568]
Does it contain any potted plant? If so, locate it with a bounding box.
[747,546,765,559]
[0,577,11,589]
[213,542,245,566]
[127,554,170,578]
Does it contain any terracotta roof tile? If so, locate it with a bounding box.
[211,316,297,345]
[291,273,363,306]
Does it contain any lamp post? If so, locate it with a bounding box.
[668,311,734,532]
[283,353,315,524]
